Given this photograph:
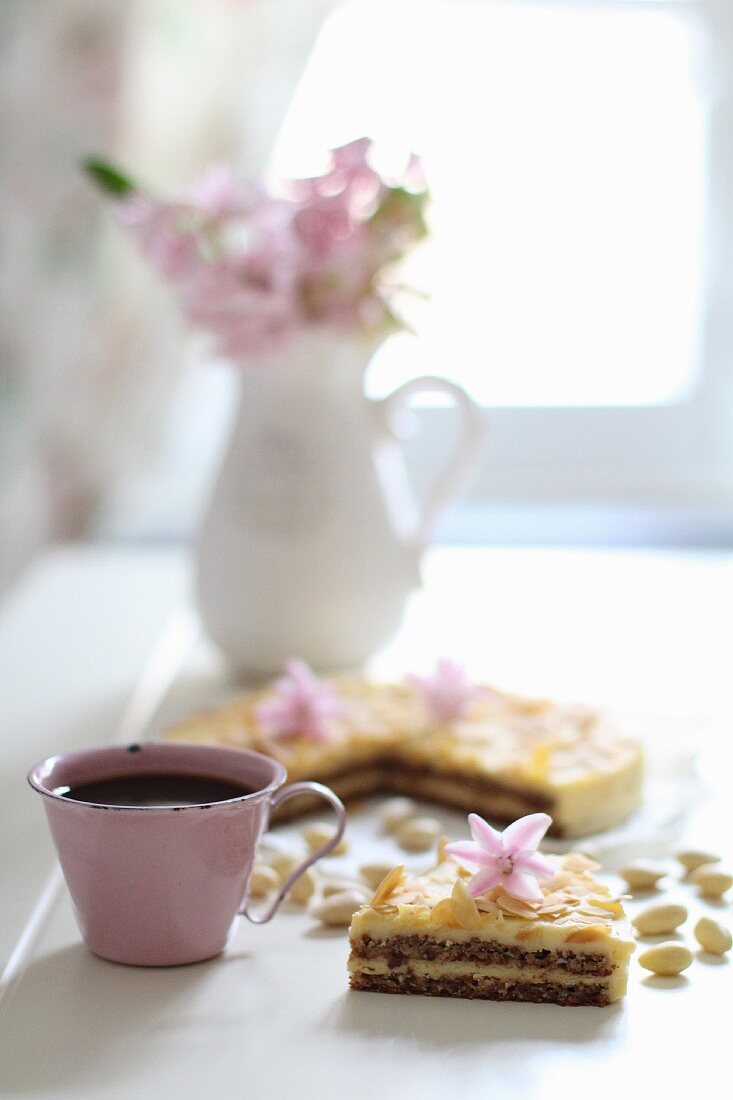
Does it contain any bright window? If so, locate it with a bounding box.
[273,0,704,407]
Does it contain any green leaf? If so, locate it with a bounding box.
[82,158,135,197]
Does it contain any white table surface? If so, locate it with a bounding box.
[1,544,731,1099]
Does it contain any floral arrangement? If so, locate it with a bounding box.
[85,139,428,360]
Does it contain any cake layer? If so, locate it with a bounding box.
[350,933,613,975]
[348,957,610,987]
[349,968,609,1007]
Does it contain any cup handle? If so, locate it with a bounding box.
[378,375,485,552]
[240,781,346,925]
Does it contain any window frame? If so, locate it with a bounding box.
[395,0,733,539]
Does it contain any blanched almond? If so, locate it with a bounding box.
[379,797,416,832]
[311,890,364,926]
[620,861,666,891]
[322,878,366,899]
[676,850,721,873]
[249,863,280,897]
[638,941,693,976]
[396,816,442,852]
[270,852,298,877]
[287,868,316,905]
[690,865,733,899]
[360,862,398,890]
[632,903,687,936]
[694,917,732,955]
[302,822,347,856]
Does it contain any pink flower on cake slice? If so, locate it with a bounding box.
[254,659,343,741]
[406,658,478,724]
[445,812,555,902]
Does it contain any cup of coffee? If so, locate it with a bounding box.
[28,741,346,966]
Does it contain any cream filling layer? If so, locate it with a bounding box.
[350,914,635,961]
[349,954,630,1001]
[348,957,608,988]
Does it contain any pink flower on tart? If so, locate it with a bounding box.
[254,659,343,742]
[444,813,555,903]
[407,658,478,724]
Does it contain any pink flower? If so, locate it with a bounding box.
[330,137,383,206]
[254,660,344,741]
[293,195,353,261]
[116,196,201,279]
[242,199,303,295]
[445,813,555,902]
[95,138,430,360]
[292,138,382,209]
[404,153,428,193]
[407,658,477,724]
[331,137,374,176]
[179,257,299,359]
[189,163,248,220]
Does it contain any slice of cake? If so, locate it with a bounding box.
[348,814,635,1007]
[162,659,643,838]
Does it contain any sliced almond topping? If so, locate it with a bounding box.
[437,836,452,862]
[475,898,500,916]
[431,897,459,927]
[394,891,422,905]
[496,895,540,919]
[564,853,601,874]
[515,927,541,941]
[397,903,429,919]
[584,898,623,919]
[546,872,574,891]
[370,865,405,906]
[538,907,567,921]
[565,924,607,942]
[450,879,482,929]
[578,909,613,922]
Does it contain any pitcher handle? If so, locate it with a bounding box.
[379,375,484,551]
[241,781,346,925]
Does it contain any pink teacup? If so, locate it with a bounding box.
[28,741,346,966]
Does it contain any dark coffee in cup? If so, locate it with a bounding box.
[55,773,255,808]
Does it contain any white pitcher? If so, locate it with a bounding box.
[196,329,484,676]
